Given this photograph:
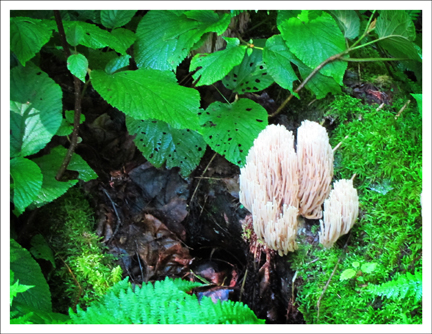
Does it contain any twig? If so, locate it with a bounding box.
[135,241,145,283]
[239,268,248,302]
[333,135,349,152]
[189,152,218,204]
[376,102,385,111]
[102,188,122,243]
[305,258,320,266]
[54,10,83,181]
[316,234,351,323]
[291,270,298,304]
[395,100,411,119]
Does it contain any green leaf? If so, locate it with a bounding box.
[361,262,377,274]
[110,28,136,55]
[411,94,422,114]
[199,99,268,166]
[105,54,131,74]
[87,49,118,70]
[352,261,360,268]
[10,279,34,306]
[263,35,299,96]
[65,22,84,47]
[126,117,207,177]
[340,268,356,280]
[91,68,201,130]
[10,157,43,216]
[280,11,347,85]
[276,10,301,27]
[376,11,421,79]
[291,57,341,99]
[329,10,360,39]
[10,239,52,312]
[10,65,63,158]
[67,53,88,82]
[135,10,231,70]
[100,10,137,29]
[31,146,97,208]
[56,110,85,136]
[10,17,53,66]
[222,39,274,93]
[191,37,247,87]
[30,234,56,268]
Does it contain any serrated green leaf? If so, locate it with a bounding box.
[263,35,299,96]
[135,10,231,70]
[10,17,53,66]
[65,22,84,47]
[10,157,43,216]
[110,28,136,54]
[10,65,63,158]
[376,11,421,80]
[31,146,97,208]
[276,10,301,27]
[30,234,56,268]
[222,39,274,93]
[329,10,360,39]
[10,279,34,306]
[361,262,377,274]
[100,10,137,29]
[340,268,356,280]
[105,54,131,74]
[126,117,206,177]
[67,53,88,82]
[199,99,268,166]
[191,38,247,87]
[280,11,347,85]
[91,68,200,130]
[10,239,52,312]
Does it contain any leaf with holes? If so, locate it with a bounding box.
[10,157,43,216]
[10,17,53,66]
[126,117,206,177]
[280,11,347,85]
[100,10,137,29]
[10,65,63,158]
[191,37,247,87]
[222,39,274,93]
[91,68,200,130]
[198,99,268,166]
[31,146,97,208]
[263,35,299,97]
[67,53,88,82]
[135,10,231,70]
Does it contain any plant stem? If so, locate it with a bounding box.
[54,10,83,181]
[340,57,414,62]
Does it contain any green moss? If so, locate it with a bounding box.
[40,186,122,313]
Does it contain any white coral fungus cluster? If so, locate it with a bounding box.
[319,179,359,248]
[240,121,358,255]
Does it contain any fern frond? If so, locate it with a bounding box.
[368,270,422,303]
[69,276,265,324]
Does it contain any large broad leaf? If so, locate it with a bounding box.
[31,146,97,208]
[10,239,52,312]
[10,17,53,66]
[222,39,274,93]
[105,54,131,74]
[135,10,231,70]
[276,10,301,27]
[280,11,347,85]
[10,157,43,216]
[328,10,360,39]
[10,65,63,158]
[100,10,137,29]
[263,35,299,96]
[126,117,207,177]
[67,53,88,82]
[199,99,268,166]
[110,28,136,55]
[65,21,85,47]
[190,37,247,87]
[376,11,421,79]
[91,68,201,130]
[87,49,118,70]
